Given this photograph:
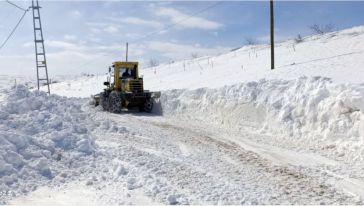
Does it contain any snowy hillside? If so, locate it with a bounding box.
[143,26,364,90]
[46,26,364,97]
[1,26,364,204]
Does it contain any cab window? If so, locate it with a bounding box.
[119,68,131,79]
[119,67,137,79]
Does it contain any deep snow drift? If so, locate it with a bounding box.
[5,83,364,204]
[0,86,96,203]
[160,76,364,164]
[0,75,34,103]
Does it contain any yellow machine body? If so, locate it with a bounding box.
[94,61,160,113]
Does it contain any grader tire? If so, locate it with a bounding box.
[109,91,122,113]
[100,93,109,111]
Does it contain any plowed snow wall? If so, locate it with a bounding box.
[160,77,364,163]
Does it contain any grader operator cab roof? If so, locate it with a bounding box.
[112,61,138,68]
[112,62,139,75]
[112,61,140,79]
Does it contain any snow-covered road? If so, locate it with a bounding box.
[11,108,364,205]
[3,25,364,205]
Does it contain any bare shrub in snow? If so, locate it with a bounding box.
[148,59,159,68]
[245,37,257,45]
[230,47,241,52]
[309,24,335,35]
[190,53,199,59]
[294,34,303,43]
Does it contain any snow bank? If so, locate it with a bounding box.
[160,76,364,163]
[0,75,35,103]
[0,85,97,202]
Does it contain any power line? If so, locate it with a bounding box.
[77,1,223,69]
[131,1,223,43]
[6,0,29,12]
[0,10,28,50]
[1,2,14,22]
[0,1,30,50]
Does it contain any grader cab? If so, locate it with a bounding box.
[94,61,160,113]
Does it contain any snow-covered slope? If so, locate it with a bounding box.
[46,26,364,97]
[143,26,364,90]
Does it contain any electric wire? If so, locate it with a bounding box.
[6,0,29,12]
[130,1,223,44]
[77,1,223,69]
[0,1,30,50]
[0,10,28,50]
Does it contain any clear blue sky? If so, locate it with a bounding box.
[1,1,364,76]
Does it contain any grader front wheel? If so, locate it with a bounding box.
[109,91,122,113]
[99,93,109,111]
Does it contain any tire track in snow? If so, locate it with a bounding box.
[90,112,362,204]
[147,120,361,204]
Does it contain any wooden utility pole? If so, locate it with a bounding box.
[270,0,275,70]
[126,42,129,62]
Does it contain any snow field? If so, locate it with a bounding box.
[159,76,364,164]
[44,26,364,98]
[142,26,364,91]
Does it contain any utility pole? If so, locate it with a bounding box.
[270,0,275,70]
[32,0,50,94]
[126,42,128,62]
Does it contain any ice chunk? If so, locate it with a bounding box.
[31,158,51,177]
[167,195,178,205]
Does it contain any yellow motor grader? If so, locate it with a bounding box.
[94,61,160,113]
